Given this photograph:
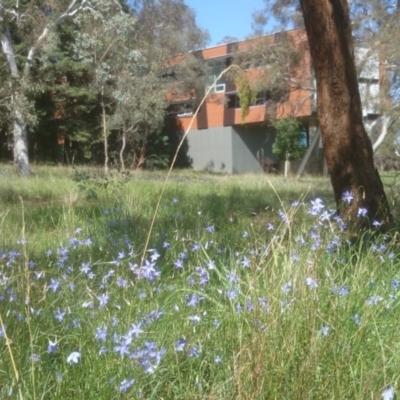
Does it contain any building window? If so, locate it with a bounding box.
[207,59,230,93]
[167,102,194,117]
[226,93,241,108]
[253,90,271,106]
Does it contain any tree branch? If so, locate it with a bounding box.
[23,0,89,77]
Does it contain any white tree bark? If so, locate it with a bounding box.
[101,87,109,175]
[0,0,89,175]
[372,113,389,152]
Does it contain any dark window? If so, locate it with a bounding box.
[226,93,241,109]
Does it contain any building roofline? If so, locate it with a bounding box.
[195,28,305,52]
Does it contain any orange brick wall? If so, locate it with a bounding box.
[175,29,313,133]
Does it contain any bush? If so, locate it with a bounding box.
[272,117,306,161]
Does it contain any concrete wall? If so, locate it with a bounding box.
[232,125,276,174]
[186,123,278,174]
[186,126,233,172]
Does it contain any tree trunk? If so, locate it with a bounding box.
[136,141,147,169]
[119,126,126,172]
[12,105,31,176]
[1,29,31,175]
[101,88,109,175]
[300,0,393,229]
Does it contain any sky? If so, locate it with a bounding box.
[184,0,266,47]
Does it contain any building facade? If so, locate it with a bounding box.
[169,30,382,174]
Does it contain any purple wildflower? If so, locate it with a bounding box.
[342,190,354,204]
[119,379,135,393]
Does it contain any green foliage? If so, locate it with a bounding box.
[272,117,306,161]
[234,72,256,123]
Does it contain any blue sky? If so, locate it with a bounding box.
[185,0,266,46]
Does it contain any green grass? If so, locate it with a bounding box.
[0,165,399,399]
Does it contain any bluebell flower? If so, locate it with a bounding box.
[186,293,202,307]
[98,293,109,309]
[266,222,275,231]
[72,318,81,329]
[305,277,318,290]
[34,271,45,280]
[207,260,216,270]
[319,326,330,336]
[66,351,81,364]
[192,242,201,251]
[331,286,350,297]
[188,315,201,324]
[48,279,60,293]
[258,297,269,312]
[31,353,40,362]
[246,297,255,312]
[215,355,222,363]
[227,270,239,284]
[352,314,361,326]
[226,287,239,300]
[175,337,187,352]
[241,256,251,268]
[188,276,196,286]
[47,339,58,353]
[119,379,135,393]
[319,210,332,222]
[189,346,200,358]
[149,249,160,262]
[83,238,92,246]
[114,340,131,358]
[116,277,128,288]
[80,262,91,274]
[58,246,69,258]
[391,280,400,291]
[366,295,383,305]
[140,260,160,282]
[309,198,325,215]
[205,224,215,234]
[382,386,395,400]
[282,282,292,294]
[55,309,66,322]
[68,282,76,292]
[357,207,368,217]
[174,259,183,269]
[278,210,289,223]
[196,267,209,285]
[129,323,143,338]
[341,190,354,204]
[69,238,80,249]
[95,327,108,342]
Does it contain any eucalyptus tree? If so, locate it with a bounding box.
[73,0,139,174]
[348,0,400,159]
[254,0,394,229]
[0,0,91,175]
[74,0,209,171]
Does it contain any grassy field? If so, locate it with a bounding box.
[0,165,400,399]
